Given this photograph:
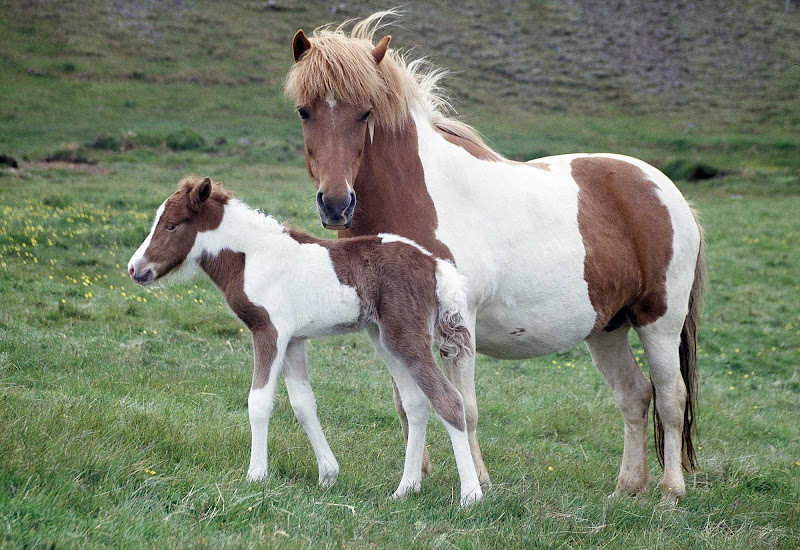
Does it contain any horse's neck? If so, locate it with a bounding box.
[348,112,454,261]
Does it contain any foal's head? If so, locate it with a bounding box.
[128,177,230,285]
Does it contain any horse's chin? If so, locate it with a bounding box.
[321,217,352,231]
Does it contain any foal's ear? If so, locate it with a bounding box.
[190,177,212,210]
[293,30,311,62]
[372,35,391,64]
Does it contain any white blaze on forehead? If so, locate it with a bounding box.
[128,200,166,268]
[325,93,337,108]
[378,233,432,256]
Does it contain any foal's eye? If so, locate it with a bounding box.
[359,109,372,123]
[297,107,310,121]
[165,224,177,232]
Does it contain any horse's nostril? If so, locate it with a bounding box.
[128,265,134,276]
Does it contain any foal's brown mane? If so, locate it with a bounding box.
[284,10,500,159]
[177,175,232,205]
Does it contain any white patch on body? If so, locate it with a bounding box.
[412,109,598,357]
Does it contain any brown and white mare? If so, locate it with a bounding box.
[127,177,483,506]
[285,12,705,501]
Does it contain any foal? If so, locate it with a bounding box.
[128,176,483,506]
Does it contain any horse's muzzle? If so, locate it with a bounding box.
[317,189,356,230]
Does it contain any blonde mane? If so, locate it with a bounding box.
[284,10,496,155]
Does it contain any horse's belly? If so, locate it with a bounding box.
[474,301,595,359]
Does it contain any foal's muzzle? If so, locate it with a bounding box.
[317,189,356,230]
[128,263,155,285]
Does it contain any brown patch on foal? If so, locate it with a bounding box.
[288,229,465,430]
[572,157,674,333]
[199,250,278,389]
[340,117,455,262]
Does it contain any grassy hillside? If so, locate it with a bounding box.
[1,1,799,548]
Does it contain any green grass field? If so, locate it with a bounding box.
[1,1,799,548]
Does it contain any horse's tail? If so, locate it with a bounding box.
[654,221,705,472]
[433,259,473,361]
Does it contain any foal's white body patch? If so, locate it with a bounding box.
[191,200,362,336]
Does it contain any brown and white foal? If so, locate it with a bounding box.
[128,176,482,506]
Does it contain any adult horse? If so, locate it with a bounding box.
[285,12,704,500]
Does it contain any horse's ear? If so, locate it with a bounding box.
[191,177,212,210]
[293,30,311,62]
[372,35,391,64]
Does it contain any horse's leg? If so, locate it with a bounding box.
[585,328,652,496]
[246,329,287,481]
[636,321,687,501]
[392,377,431,479]
[282,339,339,487]
[440,314,490,488]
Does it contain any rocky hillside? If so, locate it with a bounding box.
[2,0,799,130]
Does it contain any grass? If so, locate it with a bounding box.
[1,1,800,547]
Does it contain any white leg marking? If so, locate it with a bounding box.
[247,384,275,481]
[586,329,652,496]
[637,324,687,501]
[441,418,483,507]
[283,340,339,487]
[387,366,429,500]
[246,342,287,482]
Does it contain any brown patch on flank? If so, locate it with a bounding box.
[340,116,454,263]
[199,250,277,389]
[572,157,674,334]
[288,229,466,430]
[526,161,552,171]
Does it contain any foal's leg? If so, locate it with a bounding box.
[373,325,483,506]
[636,321,687,501]
[246,329,287,481]
[367,326,429,498]
[439,313,490,488]
[282,339,339,487]
[585,328,652,496]
[392,378,432,479]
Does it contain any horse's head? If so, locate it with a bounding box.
[128,177,228,285]
[287,23,399,231]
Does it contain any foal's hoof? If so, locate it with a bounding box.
[460,486,483,508]
[391,480,421,501]
[318,466,339,488]
[246,465,268,482]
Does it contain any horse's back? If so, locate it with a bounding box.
[434,152,700,358]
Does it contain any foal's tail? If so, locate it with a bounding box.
[433,260,474,361]
[655,226,705,472]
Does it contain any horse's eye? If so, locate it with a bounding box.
[165,224,177,231]
[298,108,310,121]
[359,109,372,123]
